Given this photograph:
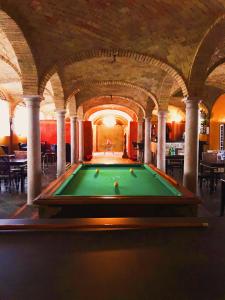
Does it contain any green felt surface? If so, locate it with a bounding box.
[54,164,182,197]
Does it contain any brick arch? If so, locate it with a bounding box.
[0,54,21,78]
[0,88,8,100]
[0,88,22,118]
[77,105,84,119]
[84,104,138,122]
[0,10,38,95]
[69,80,158,109]
[158,74,175,110]
[67,95,77,116]
[48,73,65,110]
[206,57,225,78]
[80,95,145,119]
[39,49,188,97]
[189,14,225,97]
[199,100,210,115]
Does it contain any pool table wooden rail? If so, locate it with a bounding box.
[0,217,208,231]
[34,163,200,205]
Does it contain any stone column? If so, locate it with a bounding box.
[24,95,41,205]
[157,110,167,172]
[183,98,199,193]
[144,117,151,164]
[70,115,77,164]
[137,120,143,161]
[78,119,84,162]
[56,110,66,177]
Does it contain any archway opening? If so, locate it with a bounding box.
[209,94,225,150]
[88,109,133,157]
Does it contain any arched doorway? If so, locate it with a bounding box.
[210,94,225,150]
[88,109,133,157]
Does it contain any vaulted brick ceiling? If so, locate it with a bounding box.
[1,0,225,109]
[1,0,224,77]
[206,63,225,91]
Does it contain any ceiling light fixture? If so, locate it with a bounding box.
[111,51,118,63]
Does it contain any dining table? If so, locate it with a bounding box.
[199,159,225,193]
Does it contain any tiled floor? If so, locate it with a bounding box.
[90,154,136,164]
[0,158,223,219]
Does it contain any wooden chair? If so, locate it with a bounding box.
[166,158,184,177]
[14,150,27,159]
[0,156,19,192]
[201,152,224,191]
[202,151,217,162]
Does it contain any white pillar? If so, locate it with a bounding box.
[137,120,143,161]
[24,95,41,205]
[56,110,66,177]
[70,115,77,164]
[183,98,199,193]
[157,110,167,171]
[144,117,151,164]
[78,119,84,162]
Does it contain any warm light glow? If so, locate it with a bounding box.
[154,106,184,123]
[170,112,182,123]
[39,111,45,120]
[102,115,116,127]
[89,109,132,122]
[219,117,225,123]
[0,99,10,136]
[13,105,27,136]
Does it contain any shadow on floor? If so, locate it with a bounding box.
[0,164,57,218]
[0,163,223,219]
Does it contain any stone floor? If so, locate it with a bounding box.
[0,164,57,218]
[0,158,223,219]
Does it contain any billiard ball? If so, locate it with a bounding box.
[114,181,119,187]
[96,168,99,173]
[129,168,134,173]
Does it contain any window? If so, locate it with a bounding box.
[13,104,27,136]
[0,99,10,136]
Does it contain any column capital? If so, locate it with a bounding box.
[158,110,167,117]
[55,109,67,117]
[23,95,42,101]
[183,97,200,109]
[70,115,77,120]
[70,115,77,122]
[24,95,42,108]
[144,116,151,122]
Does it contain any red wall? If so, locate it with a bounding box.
[83,121,93,160]
[40,120,71,144]
[169,121,185,141]
[128,121,138,160]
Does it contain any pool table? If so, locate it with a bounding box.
[34,163,200,218]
